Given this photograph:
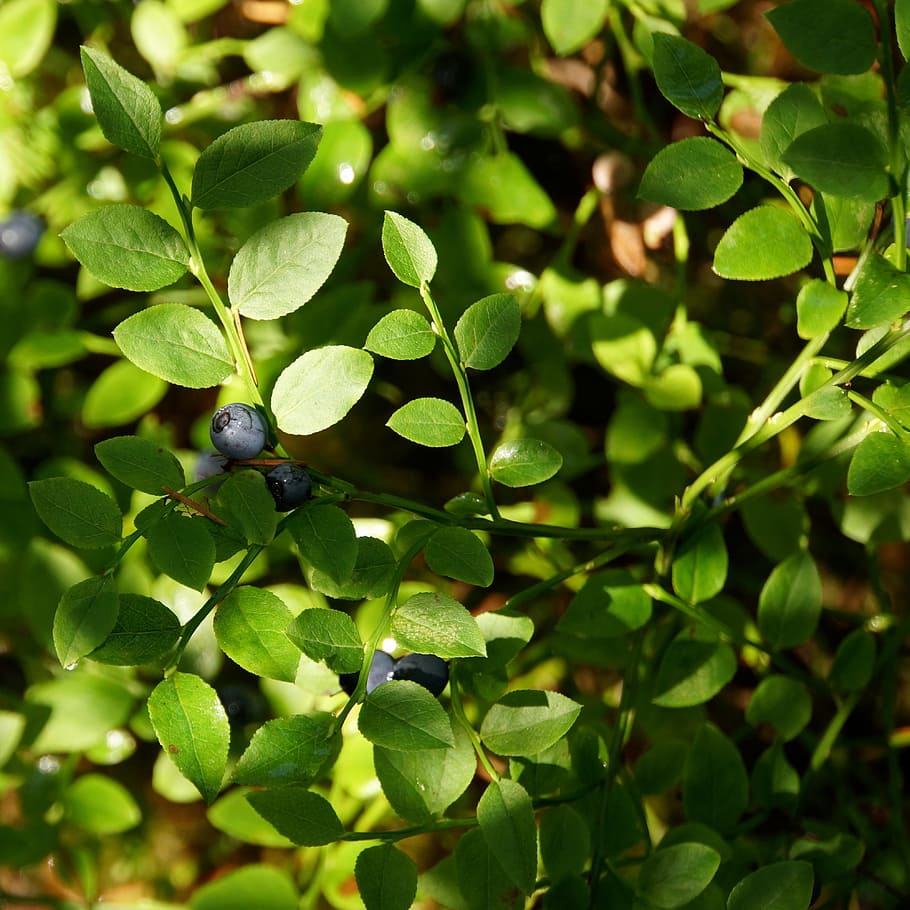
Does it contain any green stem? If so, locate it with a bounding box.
[339,816,479,843]
[420,283,500,519]
[450,671,500,782]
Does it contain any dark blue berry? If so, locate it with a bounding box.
[392,653,449,696]
[340,650,395,696]
[210,403,267,460]
[265,463,312,511]
[0,211,44,259]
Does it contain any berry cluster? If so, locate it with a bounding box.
[207,403,311,511]
[340,651,449,698]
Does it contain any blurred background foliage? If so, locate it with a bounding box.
[1,1,908,908]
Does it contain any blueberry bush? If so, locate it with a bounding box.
[3,1,910,908]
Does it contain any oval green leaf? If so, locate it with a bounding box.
[713,206,812,281]
[454,293,522,371]
[746,675,812,741]
[147,672,230,803]
[271,345,373,435]
[355,844,418,910]
[639,137,743,211]
[845,254,910,329]
[652,637,737,708]
[80,46,162,159]
[782,123,888,202]
[480,689,581,757]
[682,723,749,834]
[53,575,119,669]
[424,526,494,587]
[652,33,724,121]
[387,397,466,447]
[192,120,322,209]
[228,212,347,320]
[382,210,438,288]
[757,551,822,650]
[95,435,185,494]
[89,593,180,667]
[61,205,188,292]
[391,592,487,658]
[489,438,563,487]
[29,477,122,549]
[286,504,358,586]
[147,513,215,592]
[847,430,910,496]
[638,843,720,909]
[190,865,298,910]
[247,786,344,846]
[477,779,537,895]
[359,680,455,751]
[365,309,436,360]
[671,522,728,604]
[214,586,300,682]
[759,83,827,178]
[286,608,363,674]
[113,304,233,389]
[541,0,608,55]
[727,860,814,910]
[796,279,847,339]
[766,0,875,75]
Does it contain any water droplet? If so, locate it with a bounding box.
[165,107,183,125]
[63,661,78,672]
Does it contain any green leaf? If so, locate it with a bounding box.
[308,536,397,601]
[758,552,822,649]
[454,294,522,371]
[192,120,321,209]
[82,359,168,428]
[355,844,418,910]
[286,609,363,673]
[358,680,456,751]
[671,522,727,604]
[845,255,910,329]
[190,865,298,910]
[638,843,720,910]
[557,570,652,639]
[645,363,703,411]
[847,431,910,495]
[759,83,827,178]
[682,723,749,834]
[246,787,344,846]
[424,526,494,587]
[746,676,812,741]
[713,206,812,281]
[477,779,537,895]
[207,789,295,848]
[271,345,373,435]
[727,861,814,910]
[782,123,888,202]
[387,398,466,447]
[454,828,517,910]
[89,594,180,667]
[541,0,608,55]
[132,0,187,78]
[365,309,436,360]
[62,774,141,835]
[765,0,875,75]
[652,636,737,708]
[828,628,876,692]
[489,438,563,487]
[61,205,188,292]
[460,152,557,228]
[382,211,438,288]
[651,34,724,121]
[233,713,339,786]
[0,0,56,79]
[639,138,743,210]
[392,592,487,658]
[373,720,476,823]
[899,0,910,61]
[286,504,358,585]
[480,690,581,757]
[214,470,279,546]
[796,279,847,339]
[214,586,300,682]
[228,213,347,320]
[95,436,185,494]
[539,805,590,883]
[113,304,233,389]
[147,672,230,803]
[29,477,122,549]
[53,575,119,669]
[80,46,162,159]
[752,741,800,810]
[147,513,215,591]
[590,312,657,386]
